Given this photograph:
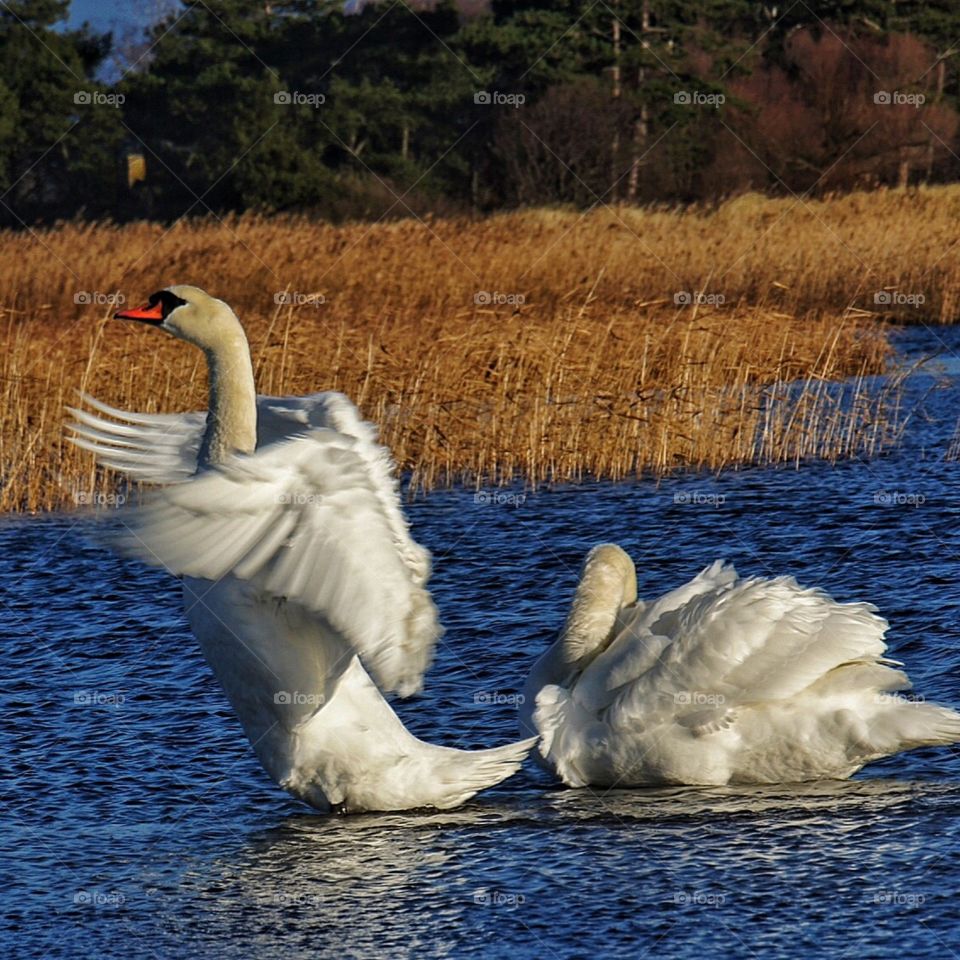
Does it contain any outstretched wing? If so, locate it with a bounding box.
[115,428,439,697]
[68,390,431,586]
[68,392,439,696]
[67,394,205,484]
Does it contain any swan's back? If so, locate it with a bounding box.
[601,575,889,730]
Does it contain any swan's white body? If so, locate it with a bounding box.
[521,545,960,788]
[70,285,532,813]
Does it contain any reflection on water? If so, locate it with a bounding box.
[540,776,955,821]
[165,777,960,959]
[5,326,960,957]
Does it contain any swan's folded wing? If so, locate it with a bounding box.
[602,576,888,731]
[66,393,205,485]
[571,561,738,715]
[635,559,738,636]
[114,428,441,697]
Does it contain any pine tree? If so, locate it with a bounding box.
[0,3,123,225]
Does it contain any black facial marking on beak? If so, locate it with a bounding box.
[114,289,188,324]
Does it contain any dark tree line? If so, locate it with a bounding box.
[3,0,960,226]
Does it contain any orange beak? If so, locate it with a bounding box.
[114,302,164,324]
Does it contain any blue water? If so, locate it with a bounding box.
[4,327,960,958]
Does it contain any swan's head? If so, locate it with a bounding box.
[114,285,246,351]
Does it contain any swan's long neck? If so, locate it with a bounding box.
[520,544,637,735]
[197,331,257,469]
[560,544,637,667]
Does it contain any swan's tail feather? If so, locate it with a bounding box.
[812,663,960,758]
[850,694,960,762]
[433,737,537,808]
[860,700,960,758]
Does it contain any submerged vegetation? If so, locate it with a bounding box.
[4,186,950,511]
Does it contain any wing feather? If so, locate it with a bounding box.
[66,393,205,485]
[67,391,431,589]
[602,576,888,732]
[112,428,440,697]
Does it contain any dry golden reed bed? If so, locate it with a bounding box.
[4,184,948,512]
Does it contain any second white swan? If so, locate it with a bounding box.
[521,544,960,787]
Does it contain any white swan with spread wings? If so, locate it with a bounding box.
[69,285,533,813]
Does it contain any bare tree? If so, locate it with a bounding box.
[722,29,959,194]
[493,79,632,206]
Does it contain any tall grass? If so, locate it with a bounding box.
[1,185,934,512]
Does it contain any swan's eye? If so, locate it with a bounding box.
[148,290,188,318]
